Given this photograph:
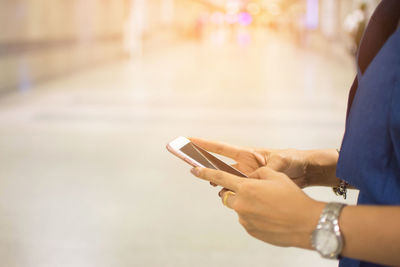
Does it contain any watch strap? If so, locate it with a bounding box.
[321,202,346,219]
[313,202,346,259]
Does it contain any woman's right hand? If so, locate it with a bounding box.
[189,138,339,188]
[254,148,311,188]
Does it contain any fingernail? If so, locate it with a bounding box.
[191,167,200,176]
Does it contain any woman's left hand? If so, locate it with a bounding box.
[190,166,324,249]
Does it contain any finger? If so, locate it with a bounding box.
[210,182,217,187]
[249,166,280,180]
[218,187,229,197]
[292,177,307,188]
[191,167,244,191]
[221,190,237,209]
[253,151,266,165]
[188,137,241,159]
[231,163,248,174]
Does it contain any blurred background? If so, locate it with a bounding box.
[0,0,378,267]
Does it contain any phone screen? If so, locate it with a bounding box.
[180,143,217,169]
[179,142,247,178]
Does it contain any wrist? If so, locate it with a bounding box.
[292,200,325,250]
[305,149,339,187]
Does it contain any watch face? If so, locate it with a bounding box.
[313,229,339,256]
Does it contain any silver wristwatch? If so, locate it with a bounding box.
[311,202,346,259]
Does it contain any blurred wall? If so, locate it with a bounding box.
[0,0,210,93]
[319,0,379,39]
[0,0,380,93]
[0,0,128,93]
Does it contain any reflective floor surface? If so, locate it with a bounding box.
[0,32,359,267]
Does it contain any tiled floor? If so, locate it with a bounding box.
[0,31,358,267]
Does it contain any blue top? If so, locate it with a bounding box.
[336,27,400,267]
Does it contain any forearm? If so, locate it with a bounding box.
[299,204,400,266]
[339,205,400,266]
[306,149,342,187]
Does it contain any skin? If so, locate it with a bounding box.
[190,137,341,188]
[189,138,400,266]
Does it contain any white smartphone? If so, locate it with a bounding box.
[166,136,247,178]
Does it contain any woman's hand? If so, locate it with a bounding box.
[189,137,309,186]
[190,138,339,188]
[191,167,400,266]
[255,148,311,187]
[190,166,324,248]
[189,137,265,175]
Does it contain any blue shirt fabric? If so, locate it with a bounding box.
[336,26,400,267]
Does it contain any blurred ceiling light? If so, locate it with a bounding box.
[225,13,239,24]
[210,12,225,25]
[260,14,270,24]
[246,3,260,15]
[225,0,241,14]
[265,3,281,16]
[343,10,365,33]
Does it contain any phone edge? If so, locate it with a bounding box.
[166,143,204,168]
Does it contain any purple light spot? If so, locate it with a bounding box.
[305,0,319,29]
[238,12,252,26]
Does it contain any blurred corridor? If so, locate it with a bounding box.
[0,0,378,267]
